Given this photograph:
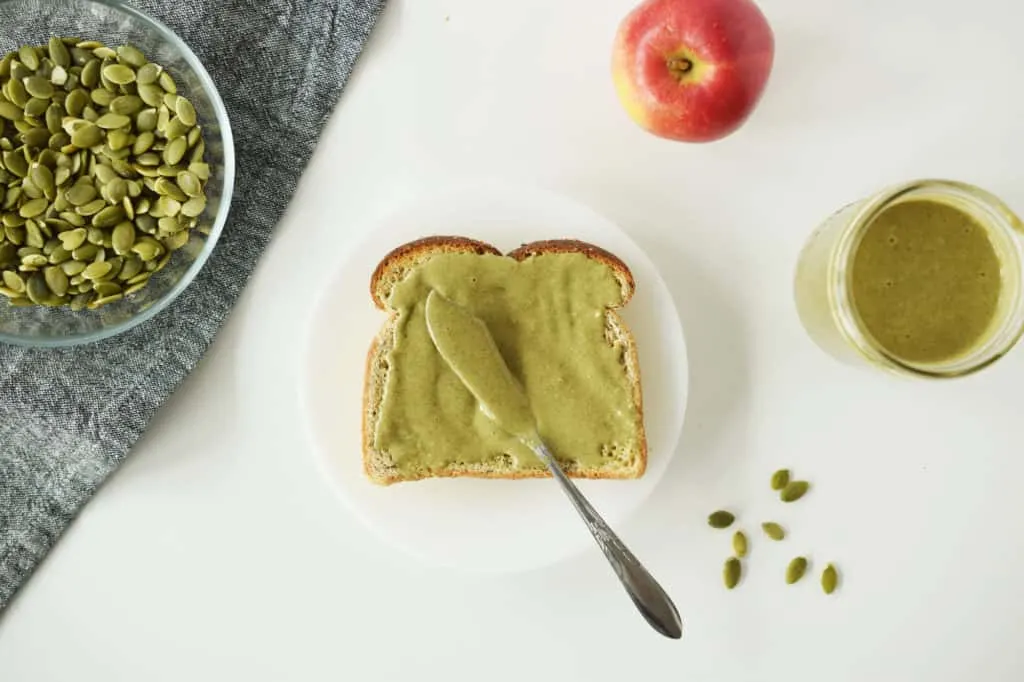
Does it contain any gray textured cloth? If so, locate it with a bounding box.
[0,0,385,611]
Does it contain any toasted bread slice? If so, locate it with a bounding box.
[363,236,646,485]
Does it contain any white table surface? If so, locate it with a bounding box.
[3,0,1024,679]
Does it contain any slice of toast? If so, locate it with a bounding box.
[362,236,646,485]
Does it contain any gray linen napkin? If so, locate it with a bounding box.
[0,0,386,611]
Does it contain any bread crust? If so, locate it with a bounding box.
[363,236,646,485]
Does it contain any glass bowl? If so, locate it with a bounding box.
[0,0,234,347]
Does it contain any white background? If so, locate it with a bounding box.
[3,0,1024,679]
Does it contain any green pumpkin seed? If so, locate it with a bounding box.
[88,292,122,309]
[162,229,189,251]
[82,260,112,280]
[92,205,125,228]
[25,271,49,303]
[0,100,23,120]
[102,64,135,85]
[181,196,205,218]
[23,76,53,99]
[29,164,54,197]
[77,198,106,216]
[780,481,810,503]
[43,265,68,296]
[175,97,196,126]
[90,88,115,107]
[61,260,86,276]
[70,122,103,148]
[110,95,143,116]
[771,469,791,490]
[761,522,786,541]
[19,197,47,218]
[80,59,100,88]
[49,37,71,68]
[112,220,135,254]
[732,531,748,558]
[724,557,741,590]
[786,557,808,585]
[164,116,191,141]
[2,270,24,292]
[72,243,98,261]
[176,170,202,197]
[163,136,188,165]
[64,88,89,116]
[138,83,164,108]
[821,564,838,594]
[18,46,39,71]
[23,97,50,118]
[136,62,161,85]
[95,112,130,129]
[708,510,735,529]
[93,46,117,60]
[117,45,147,68]
[158,70,176,93]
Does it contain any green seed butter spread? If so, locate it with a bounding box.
[375,251,639,473]
[850,200,1002,364]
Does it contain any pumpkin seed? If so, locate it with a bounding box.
[821,564,838,594]
[175,97,196,126]
[43,265,68,296]
[708,510,735,529]
[780,481,810,503]
[761,522,786,541]
[158,70,176,93]
[23,76,53,99]
[19,197,48,217]
[102,64,135,85]
[95,112,130,129]
[88,292,122,308]
[25,271,48,303]
[0,100,23,120]
[136,62,161,85]
[786,557,808,585]
[771,469,790,490]
[112,221,135,254]
[732,531,748,558]
[117,45,147,69]
[724,557,741,590]
[70,122,103,148]
[2,270,24,292]
[18,46,39,71]
[49,37,71,69]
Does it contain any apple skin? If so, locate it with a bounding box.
[612,0,775,143]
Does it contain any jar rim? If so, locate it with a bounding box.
[828,178,1024,378]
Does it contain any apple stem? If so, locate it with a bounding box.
[667,56,693,80]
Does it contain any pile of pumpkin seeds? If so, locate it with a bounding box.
[0,37,210,310]
[708,469,840,595]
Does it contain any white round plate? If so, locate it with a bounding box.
[301,182,688,573]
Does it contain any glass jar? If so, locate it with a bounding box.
[794,179,1024,378]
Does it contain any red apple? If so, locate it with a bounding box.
[612,0,775,143]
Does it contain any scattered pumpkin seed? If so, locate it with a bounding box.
[786,557,808,585]
[771,469,790,490]
[821,564,838,594]
[708,510,735,529]
[724,557,741,590]
[780,481,810,503]
[761,522,785,541]
[732,531,748,558]
[0,38,210,309]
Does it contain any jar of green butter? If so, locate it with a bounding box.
[794,179,1024,378]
